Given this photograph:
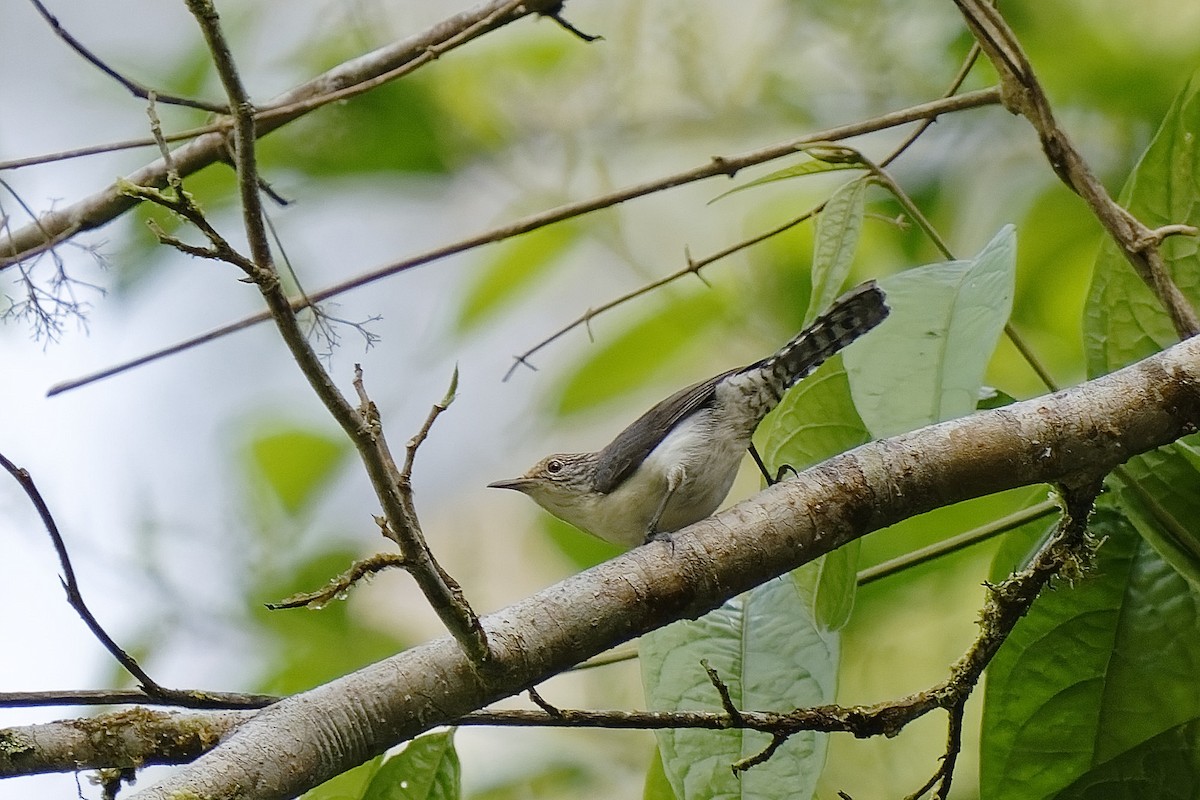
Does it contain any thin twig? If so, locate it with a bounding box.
[732,733,787,774]
[505,48,991,376]
[401,366,459,481]
[265,553,407,610]
[951,0,1200,339]
[1,0,552,266]
[0,452,166,696]
[526,687,562,717]
[857,498,1058,586]
[46,88,1003,396]
[27,0,229,113]
[0,689,275,710]
[700,660,744,724]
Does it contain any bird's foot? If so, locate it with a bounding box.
[772,463,798,484]
[644,529,676,551]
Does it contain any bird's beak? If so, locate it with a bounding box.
[487,477,533,493]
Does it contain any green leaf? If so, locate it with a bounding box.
[361,731,460,800]
[248,429,350,515]
[1052,718,1200,800]
[1109,438,1200,588]
[980,509,1200,800]
[709,150,866,203]
[1084,71,1200,378]
[641,577,837,800]
[247,427,349,516]
[456,225,579,332]
[644,747,679,800]
[756,355,871,630]
[303,755,384,800]
[843,225,1016,437]
[806,177,869,326]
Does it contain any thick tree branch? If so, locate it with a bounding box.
[118,336,1200,799]
[0,709,252,777]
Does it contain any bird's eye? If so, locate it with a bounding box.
[546,458,564,474]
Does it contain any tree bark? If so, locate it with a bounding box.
[126,335,1200,799]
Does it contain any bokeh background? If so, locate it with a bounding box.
[3,1,1199,797]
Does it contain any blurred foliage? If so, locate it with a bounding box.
[456,224,581,333]
[232,422,408,694]
[247,427,349,516]
[79,0,1200,798]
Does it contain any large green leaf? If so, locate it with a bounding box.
[1109,439,1200,588]
[980,509,1200,800]
[1081,73,1200,583]
[1053,718,1200,800]
[361,731,460,800]
[843,225,1016,438]
[640,577,838,800]
[756,356,870,631]
[1084,71,1200,378]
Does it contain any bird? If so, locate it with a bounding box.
[489,281,890,548]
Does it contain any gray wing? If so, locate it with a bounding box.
[591,367,738,493]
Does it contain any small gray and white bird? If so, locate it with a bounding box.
[490,281,889,548]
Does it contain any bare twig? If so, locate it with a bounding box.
[0,452,175,700]
[28,0,228,113]
[47,87,1003,396]
[732,733,787,774]
[526,687,562,717]
[177,0,489,664]
[0,689,275,710]
[0,178,97,340]
[540,5,603,42]
[1,0,557,267]
[701,660,743,724]
[265,553,407,610]
[401,366,459,481]
[951,0,1200,339]
[857,498,1058,586]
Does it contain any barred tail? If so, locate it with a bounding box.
[761,280,889,392]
